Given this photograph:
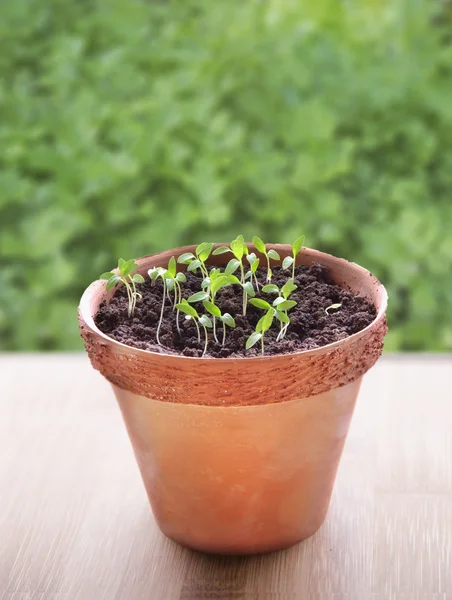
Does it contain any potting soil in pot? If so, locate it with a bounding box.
[95,264,376,358]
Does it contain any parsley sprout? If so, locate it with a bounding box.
[245,303,276,356]
[163,256,187,335]
[282,235,305,279]
[261,278,298,340]
[148,266,169,345]
[177,242,214,278]
[213,235,255,315]
[252,237,280,282]
[325,303,342,315]
[187,273,240,342]
[203,300,236,345]
[100,258,145,317]
[175,299,212,357]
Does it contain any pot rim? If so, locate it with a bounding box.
[78,244,388,363]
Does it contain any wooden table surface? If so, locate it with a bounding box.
[1,354,451,600]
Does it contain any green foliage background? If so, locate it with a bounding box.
[1,0,452,351]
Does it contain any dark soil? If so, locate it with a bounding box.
[95,264,376,358]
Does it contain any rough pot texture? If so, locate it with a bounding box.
[78,245,388,554]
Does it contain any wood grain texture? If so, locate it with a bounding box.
[0,354,451,600]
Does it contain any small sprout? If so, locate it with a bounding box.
[246,331,263,351]
[161,257,186,335]
[261,283,279,294]
[195,273,239,342]
[225,258,241,275]
[252,237,280,282]
[176,299,212,356]
[325,303,342,315]
[203,300,236,345]
[220,313,236,345]
[246,252,261,291]
[282,235,305,279]
[178,242,214,278]
[249,298,272,311]
[242,281,256,298]
[148,265,169,345]
[188,291,210,303]
[246,306,275,355]
[100,258,144,318]
[213,235,249,315]
[252,279,298,342]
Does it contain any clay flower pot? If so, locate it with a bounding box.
[79,245,388,555]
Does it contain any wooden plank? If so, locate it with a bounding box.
[0,354,451,599]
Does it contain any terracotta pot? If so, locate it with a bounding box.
[79,245,388,555]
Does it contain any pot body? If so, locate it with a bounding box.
[114,379,362,554]
[79,244,388,554]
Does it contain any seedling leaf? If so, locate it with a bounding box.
[267,249,280,261]
[274,299,297,311]
[282,256,294,270]
[106,275,121,290]
[212,246,231,256]
[167,256,177,278]
[256,315,266,333]
[221,313,236,328]
[243,281,255,297]
[252,236,266,254]
[132,274,145,283]
[262,284,279,294]
[230,235,246,260]
[292,235,305,256]
[250,298,272,310]
[203,300,221,318]
[175,272,186,283]
[100,272,115,280]
[196,242,214,262]
[251,258,260,273]
[262,308,275,332]
[199,314,212,328]
[188,291,209,303]
[211,274,240,296]
[281,278,297,299]
[175,301,198,318]
[246,331,262,349]
[120,259,137,277]
[178,252,195,264]
[275,310,290,324]
[187,259,202,272]
[225,258,241,275]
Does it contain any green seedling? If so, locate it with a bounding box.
[245,252,261,290]
[261,278,298,340]
[100,258,145,317]
[203,300,236,345]
[245,304,277,356]
[175,299,212,357]
[177,242,214,279]
[148,265,170,345]
[213,235,254,314]
[188,273,240,342]
[282,235,305,279]
[325,303,342,315]
[252,237,280,283]
[162,256,187,334]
